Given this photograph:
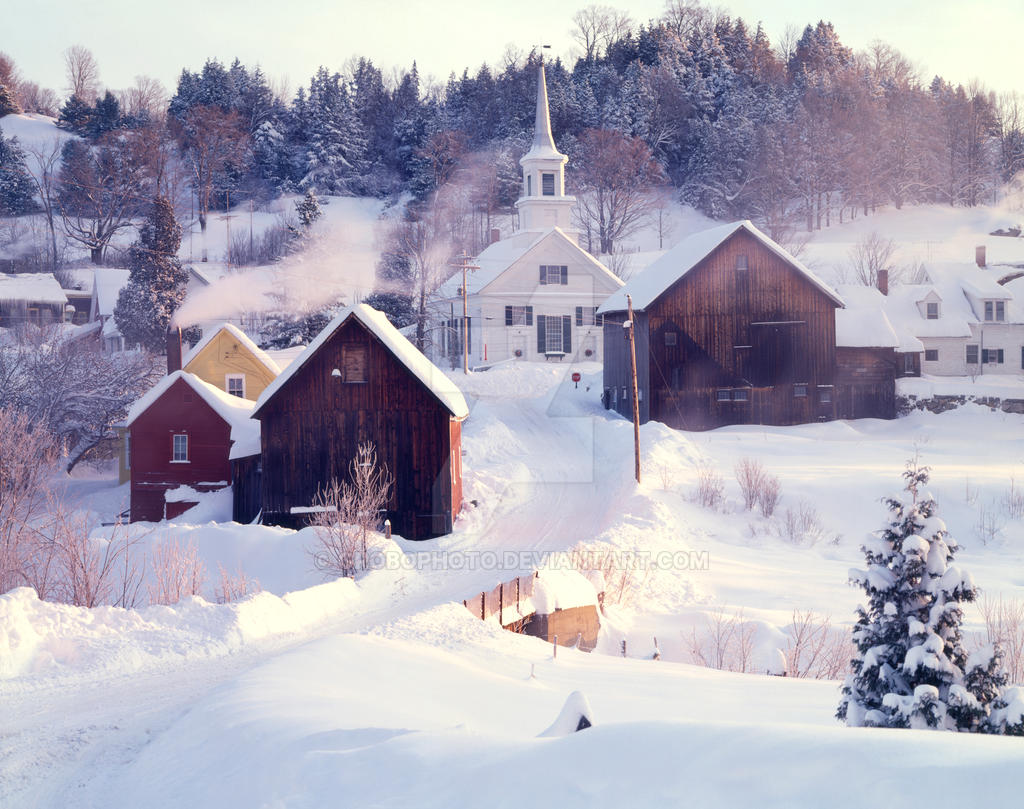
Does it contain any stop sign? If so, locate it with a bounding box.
[571,372,581,383]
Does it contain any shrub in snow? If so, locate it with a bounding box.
[838,460,1008,731]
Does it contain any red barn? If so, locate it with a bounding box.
[252,304,469,540]
[126,371,258,522]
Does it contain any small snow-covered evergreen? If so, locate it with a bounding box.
[113,197,189,352]
[838,460,1008,731]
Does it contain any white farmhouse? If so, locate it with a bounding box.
[883,262,1024,377]
[432,63,623,367]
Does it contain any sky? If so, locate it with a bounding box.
[4,0,1022,100]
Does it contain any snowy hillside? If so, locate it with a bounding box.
[4,360,1024,807]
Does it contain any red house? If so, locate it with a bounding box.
[252,304,469,539]
[126,371,258,522]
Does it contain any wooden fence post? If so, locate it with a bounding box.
[498,581,503,627]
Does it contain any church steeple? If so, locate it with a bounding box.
[516,62,576,234]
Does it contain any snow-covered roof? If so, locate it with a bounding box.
[127,371,259,455]
[833,285,901,349]
[254,303,469,419]
[598,221,844,314]
[183,322,282,377]
[93,268,130,317]
[927,262,1012,301]
[882,283,973,339]
[435,227,622,300]
[0,273,68,305]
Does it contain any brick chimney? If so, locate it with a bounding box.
[167,326,183,374]
[976,245,986,268]
[490,227,501,245]
[876,269,888,296]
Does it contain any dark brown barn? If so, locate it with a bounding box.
[252,304,469,540]
[599,221,896,430]
[126,371,258,522]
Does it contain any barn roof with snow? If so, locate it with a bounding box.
[0,273,68,305]
[598,221,844,314]
[126,370,259,453]
[254,303,469,419]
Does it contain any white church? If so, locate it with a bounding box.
[432,63,623,367]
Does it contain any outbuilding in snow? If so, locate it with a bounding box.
[252,303,469,540]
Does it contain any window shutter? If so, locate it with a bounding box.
[505,306,513,326]
[563,315,572,353]
[525,306,533,326]
[537,315,546,353]
[560,266,568,285]
[575,306,583,326]
[539,266,547,285]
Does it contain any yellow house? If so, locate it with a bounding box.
[182,322,282,401]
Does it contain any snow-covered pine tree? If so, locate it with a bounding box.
[294,188,322,228]
[838,459,1006,731]
[113,197,190,352]
[0,132,38,215]
[0,81,20,116]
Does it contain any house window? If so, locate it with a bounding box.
[926,302,939,320]
[539,265,567,285]
[545,315,563,353]
[124,433,131,471]
[924,349,938,362]
[904,353,915,374]
[736,255,748,271]
[575,306,601,326]
[818,387,832,404]
[966,344,979,364]
[505,305,533,326]
[172,433,189,463]
[341,344,368,382]
[542,173,555,196]
[985,301,1006,321]
[732,388,749,402]
[664,331,677,346]
[28,306,40,324]
[982,348,1004,364]
[226,374,246,398]
[716,389,731,402]
[794,384,808,398]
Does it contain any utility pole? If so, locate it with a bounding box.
[627,294,641,483]
[450,251,479,374]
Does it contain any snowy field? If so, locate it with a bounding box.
[4,361,1024,807]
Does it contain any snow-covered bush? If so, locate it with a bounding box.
[838,460,1008,731]
[734,457,766,511]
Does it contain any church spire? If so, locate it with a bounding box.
[531,62,557,155]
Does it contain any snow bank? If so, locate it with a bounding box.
[0,578,359,682]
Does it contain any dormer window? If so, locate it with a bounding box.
[926,302,939,320]
[984,301,1005,321]
[542,173,555,196]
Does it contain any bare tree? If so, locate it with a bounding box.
[572,128,665,255]
[24,139,65,272]
[58,134,147,264]
[308,442,394,579]
[63,45,100,100]
[848,231,898,287]
[172,105,249,261]
[0,325,161,471]
[571,5,634,61]
[660,0,709,41]
[119,75,168,122]
[0,410,60,596]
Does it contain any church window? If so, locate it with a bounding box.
[542,173,555,196]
